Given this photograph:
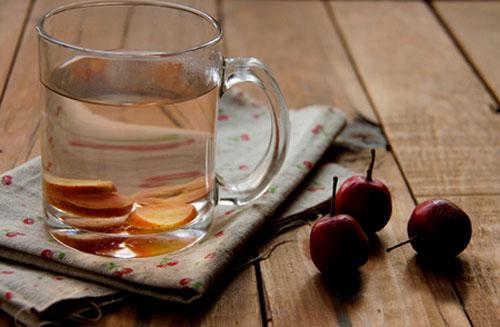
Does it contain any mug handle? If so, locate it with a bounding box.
[217,57,290,206]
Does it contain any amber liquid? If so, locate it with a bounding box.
[41,56,218,257]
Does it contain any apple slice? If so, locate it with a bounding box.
[49,193,134,218]
[133,177,210,206]
[126,204,197,231]
[135,187,208,207]
[44,174,116,196]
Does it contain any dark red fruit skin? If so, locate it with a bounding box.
[309,214,369,274]
[336,176,392,233]
[408,199,472,258]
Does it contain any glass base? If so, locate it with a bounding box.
[44,202,213,258]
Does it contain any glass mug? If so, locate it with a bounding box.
[37,1,289,258]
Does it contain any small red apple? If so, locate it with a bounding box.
[336,149,392,233]
[387,199,472,258]
[309,177,369,274]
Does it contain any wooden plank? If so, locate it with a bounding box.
[330,1,500,197]
[434,1,500,104]
[416,194,500,327]
[142,267,261,326]
[223,1,469,326]
[0,0,31,99]
[95,302,138,327]
[0,0,72,173]
[222,0,374,121]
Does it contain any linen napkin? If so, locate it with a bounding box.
[0,94,346,314]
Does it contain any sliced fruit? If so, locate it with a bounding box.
[126,204,197,231]
[48,193,133,218]
[44,174,116,197]
[133,177,210,206]
[135,187,208,207]
[124,236,196,257]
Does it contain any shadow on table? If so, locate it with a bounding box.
[408,254,468,304]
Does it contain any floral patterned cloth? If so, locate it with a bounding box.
[0,95,346,318]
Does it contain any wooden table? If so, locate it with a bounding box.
[1,0,499,325]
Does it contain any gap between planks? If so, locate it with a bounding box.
[428,1,500,111]
[322,1,421,207]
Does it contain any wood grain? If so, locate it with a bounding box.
[223,1,469,326]
[434,1,500,104]
[0,0,72,173]
[0,0,31,100]
[416,194,500,327]
[331,1,500,197]
[222,0,374,121]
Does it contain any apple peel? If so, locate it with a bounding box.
[48,192,133,218]
[44,174,117,196]
[126,204,197,231]
[133,177,210,205]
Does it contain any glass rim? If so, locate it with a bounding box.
[36,0,223,58]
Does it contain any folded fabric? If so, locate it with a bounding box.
[0,95,346,312]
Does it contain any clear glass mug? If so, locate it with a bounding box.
[37,1,289,258]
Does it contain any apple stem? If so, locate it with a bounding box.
[385,235,419,253]
[366,149,376,182]
[330,176,338,216]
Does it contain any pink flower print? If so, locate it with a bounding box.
[214,230,224,238]
[23,217,35,225]
[106,262,133,278]
[41,249,53,259]
[218,114,229,121]
[4,292,13,301]
[224,209,235,216]
[157,257,178,268]
[240,134,250,141]
[1,176,12,185]
[239,164,249,171]
[252,113,260,119]
[204,252,216,259]
[111,267,133,278]
[112,271,124,278]
[303,160,313,170]
[40,249,65,260]
[52,276,64,281]
[0,271,14,275]
[311,124,323,135]
[5,232,25,238]
[179,278,191,287]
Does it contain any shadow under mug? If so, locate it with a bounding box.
[36,0,289,258]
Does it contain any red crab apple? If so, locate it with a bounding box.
[336,149,392,234]
[386,199,472,258]
[309,177,369,274]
